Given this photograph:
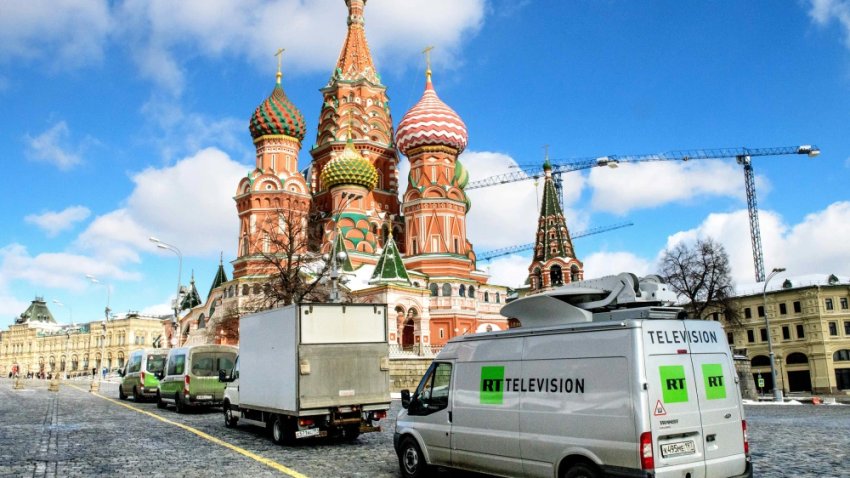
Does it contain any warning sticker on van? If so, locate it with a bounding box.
[702,363,727,400]
[659,365,688,403]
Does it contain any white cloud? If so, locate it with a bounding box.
[809,0,850,49]
[582,251,654,279]
[481,254,531,289]
[0,0,111,68]
[661,201,850,286]
[76,148,247,259]
[25,206,91,237]
[588,159,750,215]
[113,0,485,94]
[24,121,89,170]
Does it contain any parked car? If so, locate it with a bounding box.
[156,344,237,413]
[118,348,168,401]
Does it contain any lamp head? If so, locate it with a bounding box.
[149,236,160,243]
[772,267,786,273]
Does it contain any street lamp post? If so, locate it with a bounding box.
[150,237,183,347]
[328,192,362,303]
[86,275,111,392]
[763,267,786,402]
[52,299,73,380]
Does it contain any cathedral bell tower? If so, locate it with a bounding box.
[233,53,311,279]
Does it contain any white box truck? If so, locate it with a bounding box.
[219,303,391,444]
[395,273,752,478]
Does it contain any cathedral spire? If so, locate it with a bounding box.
[332,0,380,85]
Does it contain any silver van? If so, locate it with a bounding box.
[395,273,752,478]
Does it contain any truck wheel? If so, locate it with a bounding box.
[398,437,429,478]
[271,415,287,445]
[118,385,127,401]
[224,402,238,428]
[563,462,600,478]
[156,391,167,409]
[175,393,187,414]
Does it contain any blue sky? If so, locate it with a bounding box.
[2,0,849,327]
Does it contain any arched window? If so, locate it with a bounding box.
[834,350,850,361]
[751,355,770,367]
[242,284,249,296]
[533,267,543,289]
[468,286,475,300]
[198,314,206,329]
[484,291,490,302]
[570,265,580,282]
[786,352,809,365]
[429,283,438,297]
[442,283,452,297]
[550,265,564,286]
[458,284,466,297]
[496,292,501,303]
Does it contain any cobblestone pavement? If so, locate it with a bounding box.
[1,378,848,477]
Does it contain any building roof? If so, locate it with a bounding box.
[396,71,468,156]
[16,297,56,325]
[331,0,381,86]
[532,166,577,262]
[320,139,378,190]
[249,77,306,141]
[370,234,410,285]
[208,257,229,298]
[181,272,202,310]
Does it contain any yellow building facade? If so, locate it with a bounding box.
[0,298,168,377]
[721,279,850,395]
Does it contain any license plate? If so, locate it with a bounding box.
[661,440,696,457]
[196,395,213,400]
[295,428,320,439]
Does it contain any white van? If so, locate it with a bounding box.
[394,273,752,478]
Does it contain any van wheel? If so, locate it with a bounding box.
[156,392,167,409]
[224,402,238,428]
[175,393,187,414]
[563,462,600,478]
[133,386,142,401]
[399,437,429,478]
[118,385,127,401]
[271,415,287,445]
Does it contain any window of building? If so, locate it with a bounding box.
[835,349,850,361]
[747,330,755,343]
[845,321,850,335]
[829,322,838,336]
[826,298,834,311]
[484,291,490,303]
[496,292,501,303]
[842,298,849,310]
[836,369,850,391]
[458,284,466,298]
[760,328,767,341]
[726,332,734,344]
[793,301,802,313]
[439,329,444,339]
[468,286,475,300]
[779,303,787,315]
[757,306,765,318]
[796,324,805,339]
[441,283,452,297]
[782,326,790,340]
[712,312,719,321]
[429,284,438,297]
[744,308,752,319]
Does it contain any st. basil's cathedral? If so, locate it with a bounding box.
[177,0,583,351]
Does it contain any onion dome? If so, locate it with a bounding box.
[453,159,469,189]
[249,75,306,141]
[321,139,379,190]
[396,72,468,156]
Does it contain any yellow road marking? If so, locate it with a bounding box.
[67,384,309,478]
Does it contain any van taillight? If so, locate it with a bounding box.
[742,420,749,455]
[140,371,145,383]
[298,418,314,427]
[639,431,654,470]
[184,375,190,395]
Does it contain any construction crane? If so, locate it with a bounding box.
[466,145,821,282]
[478,222,634,262]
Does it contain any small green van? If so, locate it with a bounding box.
[118,348,168,401]
[156,344,237,413]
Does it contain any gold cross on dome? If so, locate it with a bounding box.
[422,45,434,75]
[274,47,285,83]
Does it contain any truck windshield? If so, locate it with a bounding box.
[191,352,237,377]
[147,355,166,373]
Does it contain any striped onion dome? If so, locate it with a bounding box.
[249,79,306,141]
[395,73,468,156]
[321,139,379,190]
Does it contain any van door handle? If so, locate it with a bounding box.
[706,434,716,442]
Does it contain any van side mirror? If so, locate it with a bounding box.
[155,371,165,380]
[401,389,411,409]
[218,369,229,383]
[118,369,124,377]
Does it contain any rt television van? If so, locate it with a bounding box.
[394,273,752,478]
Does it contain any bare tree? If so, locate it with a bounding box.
[659,237,739,323]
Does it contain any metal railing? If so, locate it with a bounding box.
[388,343,444,359]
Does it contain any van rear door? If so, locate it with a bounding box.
[684,322,748,477]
